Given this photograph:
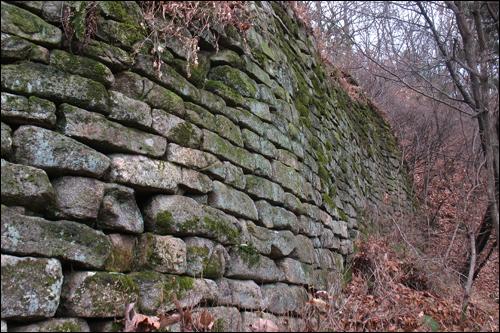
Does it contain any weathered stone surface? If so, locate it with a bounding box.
[133,53,201,102]
[283,193,306,216]
[142,195,240,244]
[223,161,246,189]
[105,154,181,192]
[1,122,12,158]
[184,237,229,278]
[1,2,61,48]
[1,92,56,128]
[210,49,245,69]
[224,246,283,283]
[204,306,242,332]
[243,98,271,121]
[151,109,202,149]
[260,283,297,315]
[46,176,105,225]
[97,183,143,234]
[198,89,227,114]
[277,148,299,170]
[289,235,315,264]
[208,65,260,99]
[104,234,136,272]
[270,160,305,200]
[201,130,255,172]
[245,175,285,205]
[268,230,297,259]
[11,125,110,178]
[320,228,340,250]
[215,114,243,147]
[1,254,62,320]
[9,318,90,332]
[134,233,187,274]
[180,168,213,194]
[255,200,299,234]
[298,215,323,237]
[77,40,133,72]
[1,159,54,212]
[166,143,218,169]
[313,249,336,270]
[108,91,152,130]
[130,272,218,315]
[216,278,263,310]
[276,258,314,285]
[263,122,292,151]
[56,104,166,158]
[96,19,146,51]
[325,219,349,239]
[241,312,280,333]
[1,207,111,269]
[1,32,50,64]
[253,153,272,178]
[242,128,277,158]
[50,50,114,88]
[242,55,273,88]
[208,181,258,221]
[57,271,139,318]
[184,102,217,131]
[1,62,109,114]
[203,80,245,107]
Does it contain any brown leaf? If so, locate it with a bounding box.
[158,313,181,328]
[194,310,215,331]
[136,313,160,332]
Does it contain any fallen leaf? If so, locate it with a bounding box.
[158,313,181,328]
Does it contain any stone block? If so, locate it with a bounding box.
[50,50,114,88]
[216,278,263,311]
[56,104,166,158]
[313,248,336,270]
[1,207,111,270]
[204,81,245,107]
[242,128,277,158]
[1,254,62,320]
[225,246,283,283]
[208,180,258,221]
[208,65,260,99]
[184,237,229,278]
[1,159,54,212]
[223,161,246,190]
[255,200,299,234]
[152,109,202,149]
[253,153,272,178]
[77,40,133,72]
[201,130,255,172]
[134,233,187,274]
[276,258,314,285]
[57,271,139,318]
[104,234,136,272]
[108,91,152,130]
[298,215,323,237]
[1,2,61,48]
[243,98,271,121]
[260,283,297,315]
[97,183,144,234]
[1,92,56,128]
[245,175,285,205]
[215,114,243,147]
[46,176,105,225]
[11,125,110,178]
[166,143,218,169]
[180,168,213,194]
[1,122,12,157]
[1,62,109,114]
[289,235,315,264]
[133,54,200,102]
[184,102,217,131]
[1,32,50,64]
[105,154,181,193]
[142,194,240,244]
[9,318,90,332]
[270,160,305,200]
[130,272,218,315]
[283,193,306,215]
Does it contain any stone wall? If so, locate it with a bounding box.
[1,1,413,331]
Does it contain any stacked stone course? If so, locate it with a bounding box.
[1,1,413,331]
